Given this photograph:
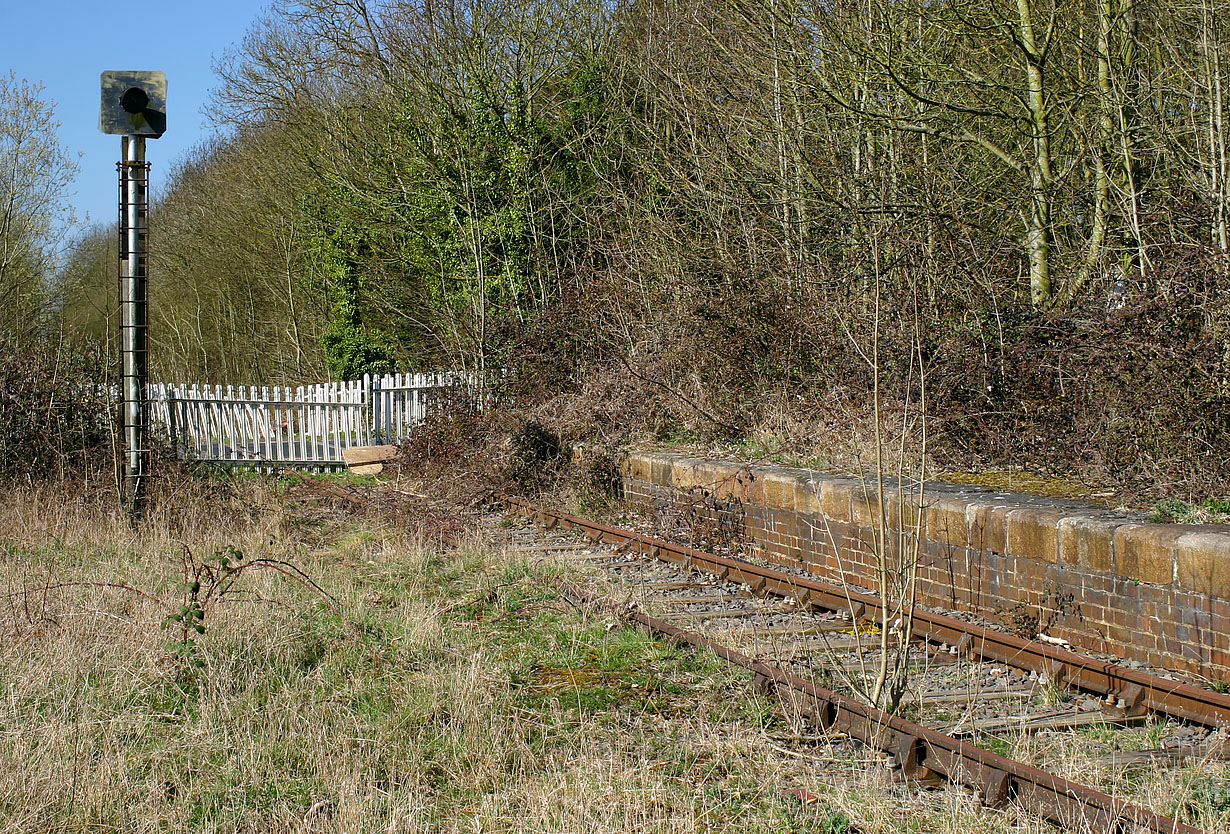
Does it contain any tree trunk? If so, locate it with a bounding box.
[1018,0,1053,305]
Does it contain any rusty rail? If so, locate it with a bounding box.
[611,594,1202,834]
[503,497,1230,728]
[507,498,1208,833]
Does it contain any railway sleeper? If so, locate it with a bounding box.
[507,497,1230,728]
[506,500,1210,833]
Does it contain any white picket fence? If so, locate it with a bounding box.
[149,372,465,471]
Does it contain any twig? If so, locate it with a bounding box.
[767,743,845,764]
[0,581,164,605]
[615,355,743,435]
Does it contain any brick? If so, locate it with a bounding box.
[732,467,764,504]
[1178,599,1201,626]
[1114,525,1181,586]
[688,458,716,490]
[1176,530,1230,599]
[1180,642,1204,661]
[618,454,1230,680]
[795,478,822,515]
[649,457,674,487]
[624,453,652,482]
[713,465,742,495]
[848,484,884,527]
[686,461,718,493]
[891,487,926,535]
[798,513,823,547]
[1079,586,1110,611]
[708,463,742,500]
[667,458,696,490]
[1006,507,1070,563]
[1057,516,1121,573]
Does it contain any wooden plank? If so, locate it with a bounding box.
[507,543,597,553]
[1099,742,1230,767]
[745,621,878,637]
[625,580,712,592]
[747,632,903,651]
[641,593,741,604]
[554,552,620,561]
[677,604,789,620]
[342,444,400,475]
[937,709,1147,737]
[911,684,1034,706]
[772,652,959,675]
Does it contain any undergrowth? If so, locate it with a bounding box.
[1151,498,1230,525]
[0,477,841,833]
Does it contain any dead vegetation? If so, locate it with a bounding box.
[0,475,846,833]
[3,456,1230,832]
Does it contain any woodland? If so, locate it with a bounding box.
[7,0,1230,500]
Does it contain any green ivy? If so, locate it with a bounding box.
[309,208,393,380]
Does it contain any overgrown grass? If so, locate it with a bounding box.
[0,480,836,833]
[1151,497,1230,525]
[967,715,1230,830]
[4,478,1223,833]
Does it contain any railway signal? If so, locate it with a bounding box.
[100,71,166,512]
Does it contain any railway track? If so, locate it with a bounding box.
[499,496,1227,834]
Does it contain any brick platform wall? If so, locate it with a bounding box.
[617,451,1230,680]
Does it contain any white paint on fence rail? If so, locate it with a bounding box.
[149,372,466,471]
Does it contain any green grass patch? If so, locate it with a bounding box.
[1151,497,1230,524]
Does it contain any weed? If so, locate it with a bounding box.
[974,732,1015,758]
[1007,603,1040,640]
[4,480,1228,833]
[1186,782,1230,816]
[656,423,702,445]
[818,810,857,834]
[505,420,566,492]
[1077,723,1118,744]
[1034,682,1067,707]
[309,471,380,488]
[1151,497,1230,524]
[162,544,354,676]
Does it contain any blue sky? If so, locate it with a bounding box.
[4,1,273,235]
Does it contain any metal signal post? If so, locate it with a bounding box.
[118,137,150,508]
[100,71,166,512]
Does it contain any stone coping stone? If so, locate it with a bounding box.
[619,450,1230,598]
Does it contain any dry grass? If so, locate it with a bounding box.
[972,720,1230,832]
[0,476,1224,833]
[555,544,1230,834]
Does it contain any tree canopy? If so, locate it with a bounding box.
[48,0,1230,499]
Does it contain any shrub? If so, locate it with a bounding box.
[0,339,112,483]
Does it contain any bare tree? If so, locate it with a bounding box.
[0,73,77,342]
